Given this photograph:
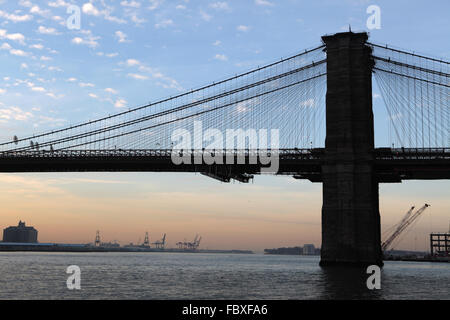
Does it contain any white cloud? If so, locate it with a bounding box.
[0,29,26,44]
[209,2,230,11]
[48,0,70,7]
[79,82,95,88]
[82,3,101,16]
[127,73,149,80]
[18,0,33,8]
[71,37,83,45]
[37,26,61,35]
[31,86,46,92]
[255,0,274,6]
[115,30,128,43]
[199,11,212,22]
[105,88,118,94]
[71,31,100,48]
[114,98,127,108]
[10,49,28,57]
[126,58,141,66]
[0,10,33,22]
[0,106,33,121]
[46,92,65,99]
[300,98,315,108]
[213,40,221,46]
[155,19,174,29]
[121,1,141,8]
[82,2,126,24]
[29,43,44,50]
[237,25,250,32]
[48,66,62,72]
[30,5,50,17]
[148,0,162,10]
[0,43,12,50]
[214,54,228,61]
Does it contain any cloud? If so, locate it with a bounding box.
[79,82,95,88]
[127,73,149,80]
[71,31,100,48]
[114,98,127,108]
[48,0,70,7]
[199,11,212,22]
[126,58,141,66]
[209,2,231,11]
[0,10,33,22]
[255,0,274,6]
[10,48,29,57]
[0,29,26,44]
[82,2,126,24]
[30,5,50,17]
[120,1,141,8]
[46,92,64,99]
[82,3,101,16]
[29,43,44,50]
[237,25,250,32]
[48,66,63,72]
[148,0,163,10]
[0,106,33,121]
[105,88,118,94]
[115,30,128,43]
[31,86,46,92]
[214,54,228,61]
[37,26,61,35]
[155,19,174,29]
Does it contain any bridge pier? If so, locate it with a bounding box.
[320,32,383,267]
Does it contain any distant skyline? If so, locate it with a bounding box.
[0,0,449,252]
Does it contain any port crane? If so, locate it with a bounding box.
[381,204,430,252]
[143,232,150,247]
[152,234,166,249]
[176,235,202,250]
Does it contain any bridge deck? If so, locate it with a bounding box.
[0,148,448,182]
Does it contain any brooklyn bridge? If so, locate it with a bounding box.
[0,32,448,267]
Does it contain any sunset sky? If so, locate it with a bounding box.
[0,0,448,252]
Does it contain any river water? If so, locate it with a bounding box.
[0,252,448,299]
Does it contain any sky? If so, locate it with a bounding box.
[0,0,449,252]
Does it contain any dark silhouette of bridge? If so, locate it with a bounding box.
[0,32,448,266]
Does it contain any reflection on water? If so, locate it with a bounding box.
[0,252,448,299]
[318,267,382,300]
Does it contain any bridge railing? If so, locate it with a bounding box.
[375,148,450,160]
[0,148,325,160]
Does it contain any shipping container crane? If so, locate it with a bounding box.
[152,234,166,249]
[176,235,202,250]
[381,204,430,252]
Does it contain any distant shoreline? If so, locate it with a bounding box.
[0,242,253,254]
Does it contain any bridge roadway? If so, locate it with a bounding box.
[0,148,448,183]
